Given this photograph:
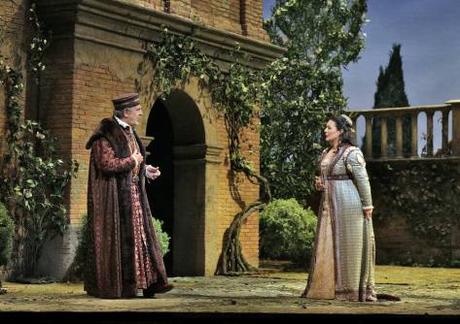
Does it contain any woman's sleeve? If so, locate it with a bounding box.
[92,138,135,174]
[347,148,373,210]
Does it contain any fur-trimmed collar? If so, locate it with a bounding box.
[85,118,120,150]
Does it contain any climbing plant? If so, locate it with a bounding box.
[0,2,78,278]
[27,2,50,82]
[139,27,271,274]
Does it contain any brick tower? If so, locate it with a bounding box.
[0,0,283,279]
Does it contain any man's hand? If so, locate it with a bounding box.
[146,165,161,180]
[132,151,143,165]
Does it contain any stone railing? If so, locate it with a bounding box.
[349,100,460,160]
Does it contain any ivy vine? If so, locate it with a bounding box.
[140,28,271,274]
[27,2,50,82]
[369,160,460,267]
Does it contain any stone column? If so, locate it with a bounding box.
[446,100,460,156]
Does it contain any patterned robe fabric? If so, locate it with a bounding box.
[303,144,377,302]
[84,118,168,298]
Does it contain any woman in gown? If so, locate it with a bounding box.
[301,114,377,302]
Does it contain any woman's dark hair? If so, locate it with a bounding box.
[328,114,356,146]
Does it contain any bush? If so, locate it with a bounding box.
[67,214,170,282]
[260,198,317,265]
[152,218,170,256]
[0,202,14,266]
[68,214,91,281]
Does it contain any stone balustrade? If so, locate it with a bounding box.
[349,99,460,160]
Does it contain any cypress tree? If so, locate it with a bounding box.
[370,44,411,157]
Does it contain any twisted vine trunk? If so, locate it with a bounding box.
[215,120,271,275]
[215,171,271,275]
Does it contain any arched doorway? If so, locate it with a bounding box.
[145,90,206,276]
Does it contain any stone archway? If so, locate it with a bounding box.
[145,90,206,276]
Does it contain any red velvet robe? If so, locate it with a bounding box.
[84,118,168,298]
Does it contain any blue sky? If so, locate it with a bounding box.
[262,0,460,109]
[262,0,460,151]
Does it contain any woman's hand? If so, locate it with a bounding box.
[363,208,373,220]
[314,176,325,191]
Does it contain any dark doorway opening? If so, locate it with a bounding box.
[145,91,206,276]
[145,99,174,276]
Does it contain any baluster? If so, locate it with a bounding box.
[448,100,460,156]
[381,116,388,158]
[395,115,403,158]
[351,116,358,145]
[365,116,373,158]
[426,111,434,157]
[442,110,449,154]
[411,113,418,158]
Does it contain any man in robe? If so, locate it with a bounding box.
[84,93,173,298]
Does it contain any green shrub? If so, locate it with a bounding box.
[152,218,170,256]
[260,198,317,265]
[70,214,91,281]
[0,202,14,266]
[68,214,170,282]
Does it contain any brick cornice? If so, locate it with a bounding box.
[37,0,285,69]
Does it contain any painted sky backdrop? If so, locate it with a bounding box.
[262,0,460,151]
[262,0,460,110]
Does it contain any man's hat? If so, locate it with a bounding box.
[112,93,140,110]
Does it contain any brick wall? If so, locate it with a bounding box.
[210,0,241,35]
[0,0,26,45]
[170,0,192,18]
[71,62,135,223]
[129,0,268,41]
[241,0,269,41]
